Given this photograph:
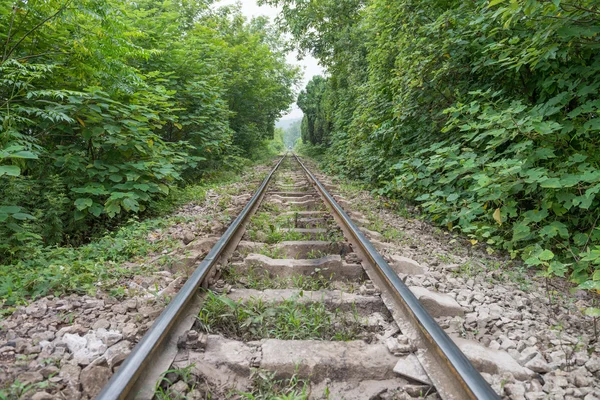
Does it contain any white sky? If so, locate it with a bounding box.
[216,0,324,120]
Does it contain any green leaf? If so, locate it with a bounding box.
[105,202,121,218]
[578,281,600,291]
[447,193,459,202]
[0,165,21,177]
[584,308,600,318]
[89,204,103,217]
[538,250,554,261]
[488,0,505,7]
[540,178,561,188]
[11,213,35,221]
[10,151,38,160]
[0,206,21,214]
[560,175,580,188]
[75,198,93,210]
[122,198,140,212]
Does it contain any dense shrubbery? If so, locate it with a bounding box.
[0,0,298,261]
[266,0,600,291]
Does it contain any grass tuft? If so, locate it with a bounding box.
[196,291,362,342]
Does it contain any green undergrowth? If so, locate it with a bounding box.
[196,291,363,341]
[236,370,309,400]
[223,265,334,291]
[0,166,267,309]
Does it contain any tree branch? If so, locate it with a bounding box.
[2,0,72,64]
[2,5,18,62]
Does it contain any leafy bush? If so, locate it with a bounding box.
[268,0,600,291]
[0,0,299,261]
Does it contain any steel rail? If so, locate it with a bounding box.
[294,154,499,400]
[97,156,285,400]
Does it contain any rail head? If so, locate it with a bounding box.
[96,156,286,400]
[293,154,499,400]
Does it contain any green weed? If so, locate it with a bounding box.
[235,369,308,400]
[196,292,362,341]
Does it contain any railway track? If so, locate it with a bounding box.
[97,154,499,400]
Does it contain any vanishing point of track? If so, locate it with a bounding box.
[97,154,499,400]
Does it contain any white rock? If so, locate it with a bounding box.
[62,333,87,354]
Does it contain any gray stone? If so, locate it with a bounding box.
[240,254,364,281]
[121,323,138,340]
[59,363,81,387]
[139,306,161,319]
[31,392,55,400]
[92,319,110,330]
[182,230,196,245]
[105,340,131,369]
[504,383,526,399]
[574,374,594,388]
[272,240,350,259]
[31,331,55,342]
[177,330,207,351]
[25,302,47,318]
[524,354,553,373]
[585,356,600,373]
[389,255,426,276]
[260,339,399,381]
[454,338,534,380]
[409,286,464,317]
[170,380,189,395]
[385,336,415,356]
[124,298,137,310]
[96,329,123,346]
[39,365,59,378]
[158,276,183,298]
[203,335,254,373]
[525,392,547,400]
[393,354,432,385]
[18,371,44,385]
[80,364,111,397]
